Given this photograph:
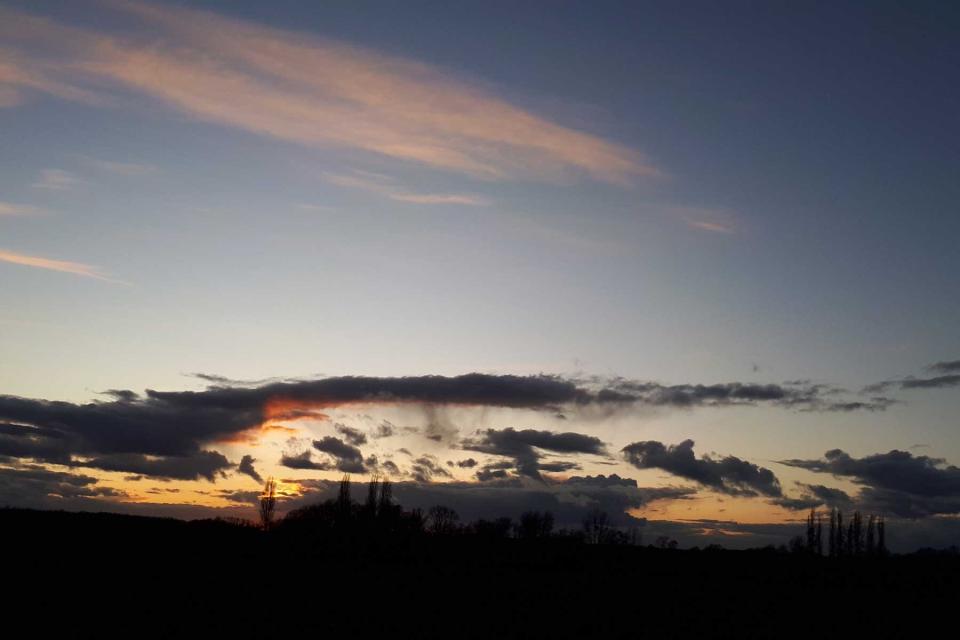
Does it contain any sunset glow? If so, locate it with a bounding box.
[1,0,959,554]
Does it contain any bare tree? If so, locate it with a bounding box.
[806,508,817,553]
[259,477,277,530]
[829,507,837,557]
[378,478,393,516]
[583,507,611,545]
[337,474,352,518]
[365,473,381,516]
[427,505,460,534]
[877,515,887,556]
[517,510,554,540]
[835,510,844,556]
[816,511,823,556]
[851,510,863,555]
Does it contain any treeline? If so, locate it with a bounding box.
[261,477,898,556]
[260,474,643,546]
[790,507,888,557]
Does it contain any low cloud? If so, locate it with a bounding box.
[928,360,960,374]
[0,464,125,507]
[779,448,960,517]
[79,450,231,482]
[237,454,263,484]
[312,436,366,474]
[622,439,782,497]
[334,424,367,446]
[771,483,854,511]
[780,449,960,497]
[862,357,960,393]
[463,428,607,480]
[410,454,451,483]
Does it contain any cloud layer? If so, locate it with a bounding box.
[0,370,905,483]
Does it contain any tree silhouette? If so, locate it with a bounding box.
[877,515,887,556]
[378,478,393,516]
[427,505,459,534]
[337,474,352,519]
[836,510,844,556]
[851,511,863,556]
[809,508,887,558]
[829,508,837,557]
[517,511,554,540]
[805,508,817,554]
[816,511,823,556]
[259,477,277,530]
[365,473,381,516]
[583,507,611,545]
[655,536,678,550]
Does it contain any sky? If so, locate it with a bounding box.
[1,0,959,550]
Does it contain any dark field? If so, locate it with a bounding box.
[4,507,958,638]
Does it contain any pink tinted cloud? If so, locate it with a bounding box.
[0,249,116,282]
[0,1,659,185]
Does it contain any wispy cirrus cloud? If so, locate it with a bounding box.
[687,220,735,234]
[0,249,117,282]
[0,50,103,107]
[323,171,490,206]
[670,206,738,234]
[389,193,490,206]
[84,158,159,176]
[0,1,657,185]
[31,168,80,191]
[0,202,45,216]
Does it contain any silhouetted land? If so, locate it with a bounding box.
[4,503,958,638]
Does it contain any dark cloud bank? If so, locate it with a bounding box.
[863,358,960,393]
[0,371,902,482]
[463,428,608,481]
[780,448,960,518]
[622,439,782,497]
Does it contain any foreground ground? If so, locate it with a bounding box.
[4,508,958,638]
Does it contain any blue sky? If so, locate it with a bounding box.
[1,1,959,548]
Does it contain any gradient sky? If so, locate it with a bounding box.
[1,1,959,549]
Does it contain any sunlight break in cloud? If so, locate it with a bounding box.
[0,1,658,185]
[0,249,115,282]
